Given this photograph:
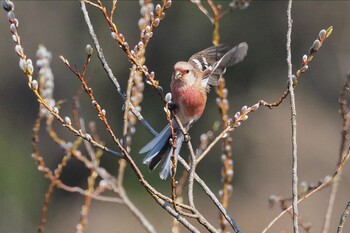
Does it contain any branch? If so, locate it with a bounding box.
[322,73,350,233]
[117,159,157,233]
[262,146,350,233]
[262,25,333,232]
[60,54,204,230]
[286,1,299,233]
[337,201,350,233]
[80,1,158,137]
[178,156,242,233]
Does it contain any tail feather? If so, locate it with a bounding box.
[139,120,184,180]
[139,123,171,154]
[159,133,184,180]
[148,139,171,171]
[141,125,171,165]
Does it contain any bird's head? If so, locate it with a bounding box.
[172,61,196,86]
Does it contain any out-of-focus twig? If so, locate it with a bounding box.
[262,146,350,233]
[322,73,350,233]
[3,2,206,232]
[80,1,157,137]
[191,2,249,231]
[216,78,234,232]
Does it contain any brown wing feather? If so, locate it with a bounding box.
[188,43,248,89]
[188,44,231,71]
[206,42,248,87]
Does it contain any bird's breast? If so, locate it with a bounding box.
[171,85,207,122]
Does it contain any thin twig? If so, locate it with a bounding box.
[110,0,117,21]
[80,9,247,231]
[337,201,350,233]
[34,115,50,233]
[60,54,199,212]
[173,169,189,233]
[119,50,157,233]
[83,0,165,96]
[77,134,101,233]
[163,104,237,232]
[262,147,350,233]
[80,1,157,137]
[117,159,157,233]
[322,176,340,233]
[171,115,217,232]
[286,1,299,233]
[4,3,202,232]
[178,156,241,233]
[271,197,311,232]
[207,0,220,45]
[33,117,123,204]
[191,0,214,23]
[46,46,196,232]
[172,115,196,209]
[322,74,350,233]
[197,102,259,164]
[174,116,219,232]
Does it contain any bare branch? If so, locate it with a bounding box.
[337,201,350,233]
[178,156,241,233]
[286,1,299,233]
[322,73,350,233]
[262,146,350,233]
[80,1,158,137]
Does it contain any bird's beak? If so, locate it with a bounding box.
[174,71,182,80]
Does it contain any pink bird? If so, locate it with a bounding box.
[140,43,248,179]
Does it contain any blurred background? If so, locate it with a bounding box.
[0,1,350,232]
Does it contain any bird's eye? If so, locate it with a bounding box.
[185,69,189,74]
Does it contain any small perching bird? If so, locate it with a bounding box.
[140,43,248,179]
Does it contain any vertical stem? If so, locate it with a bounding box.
[286,1,299,233]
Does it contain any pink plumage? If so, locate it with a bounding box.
[171,79,207,122]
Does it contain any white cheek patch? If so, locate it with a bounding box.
[185,74,196,86]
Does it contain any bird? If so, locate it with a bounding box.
[139,43,248,180]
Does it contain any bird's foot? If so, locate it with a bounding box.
[184,133,191,142]
[167,101,176,111]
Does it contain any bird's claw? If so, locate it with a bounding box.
[167,101,176,111]
[184,133,191,142]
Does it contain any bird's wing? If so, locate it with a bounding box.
[189,44,230,72]
[198,42,248,89]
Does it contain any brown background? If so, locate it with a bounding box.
[0,1,349,233]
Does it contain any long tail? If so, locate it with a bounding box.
[139,120,184,180]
